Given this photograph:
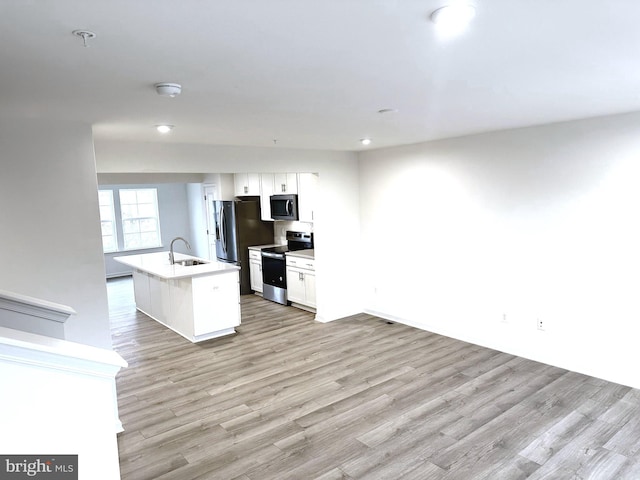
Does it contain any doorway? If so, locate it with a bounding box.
[204,184,218,261]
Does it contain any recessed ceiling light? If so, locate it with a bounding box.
[360,138,372,146]
[430,4,476,36]
[156,125,174,134]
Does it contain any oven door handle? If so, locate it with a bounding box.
[261,252,285,259]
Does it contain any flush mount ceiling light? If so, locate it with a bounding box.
[154,83,182,97]
[430,4,476,36]
[156,125,174,134]
[360,138,372,146]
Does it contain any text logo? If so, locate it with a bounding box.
[0,456,77,479]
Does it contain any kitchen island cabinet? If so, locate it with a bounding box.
[115,252,240,343]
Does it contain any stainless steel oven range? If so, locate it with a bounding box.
[261,231,313,305]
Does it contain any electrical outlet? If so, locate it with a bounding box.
[537,319,544,331]
[501,313,508,324]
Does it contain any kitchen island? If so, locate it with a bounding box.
[114,252,240,343]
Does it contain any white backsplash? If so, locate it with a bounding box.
[273,220,313,245]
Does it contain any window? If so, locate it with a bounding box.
[98,190,117,253]
[98,187,163,253]
[119,189,162,250]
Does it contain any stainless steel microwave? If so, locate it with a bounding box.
[270,194,299,221]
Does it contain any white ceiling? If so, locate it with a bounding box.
[2,0,640,151]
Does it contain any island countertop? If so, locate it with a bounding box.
[114,252,239,280]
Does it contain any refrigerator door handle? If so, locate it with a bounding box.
[220,208,227,253]
[215,209,221,241]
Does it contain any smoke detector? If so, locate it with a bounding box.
[155,83,182,97]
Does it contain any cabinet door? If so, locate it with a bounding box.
[286,266,306,304]
[234,173,248,196]
[132,270,151,314]
[170,277,195,336]
[192,273,240,336]
[304,272,316,308]
[247,173,261,195]
[298,173,318,223]
[234,173,261,196]
[274,173,298,194]
[250,259,263,293]
[149,275,171,324]
[260,173,275,221]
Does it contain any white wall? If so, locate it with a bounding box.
[186,182,209,259]
[0,326,126,479]
[202,173,236,200]
[0,119,112,348]
[94,141,363,323]
[358,112,640,389]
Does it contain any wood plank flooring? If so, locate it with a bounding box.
[108,277,640,479]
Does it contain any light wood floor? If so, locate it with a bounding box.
[109,277,640,479]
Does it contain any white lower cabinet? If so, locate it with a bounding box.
[149,275,171,324]
[304,271,316,307]
[249,249,263,293]
[286,256,316,309]
[191,273,240,336]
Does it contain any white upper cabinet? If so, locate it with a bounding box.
[273,173,298,194]
[297,173,318,223]
[231,171,316,223]
[234,173,261,196]
[260,173,275,221]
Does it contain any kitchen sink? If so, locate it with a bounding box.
[174,259,209,266]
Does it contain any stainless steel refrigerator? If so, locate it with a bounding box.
[214,198,274,294]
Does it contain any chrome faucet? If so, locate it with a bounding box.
[169,237,192,265]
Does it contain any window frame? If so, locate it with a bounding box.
[98,189,118,253]
[118,188,163,251]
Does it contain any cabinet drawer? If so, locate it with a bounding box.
[249,249,261,260]
[286,256,315,271]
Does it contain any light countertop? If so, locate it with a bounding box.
[248,244,285,251]
[285,249,314,260]
[114,252,239,280]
